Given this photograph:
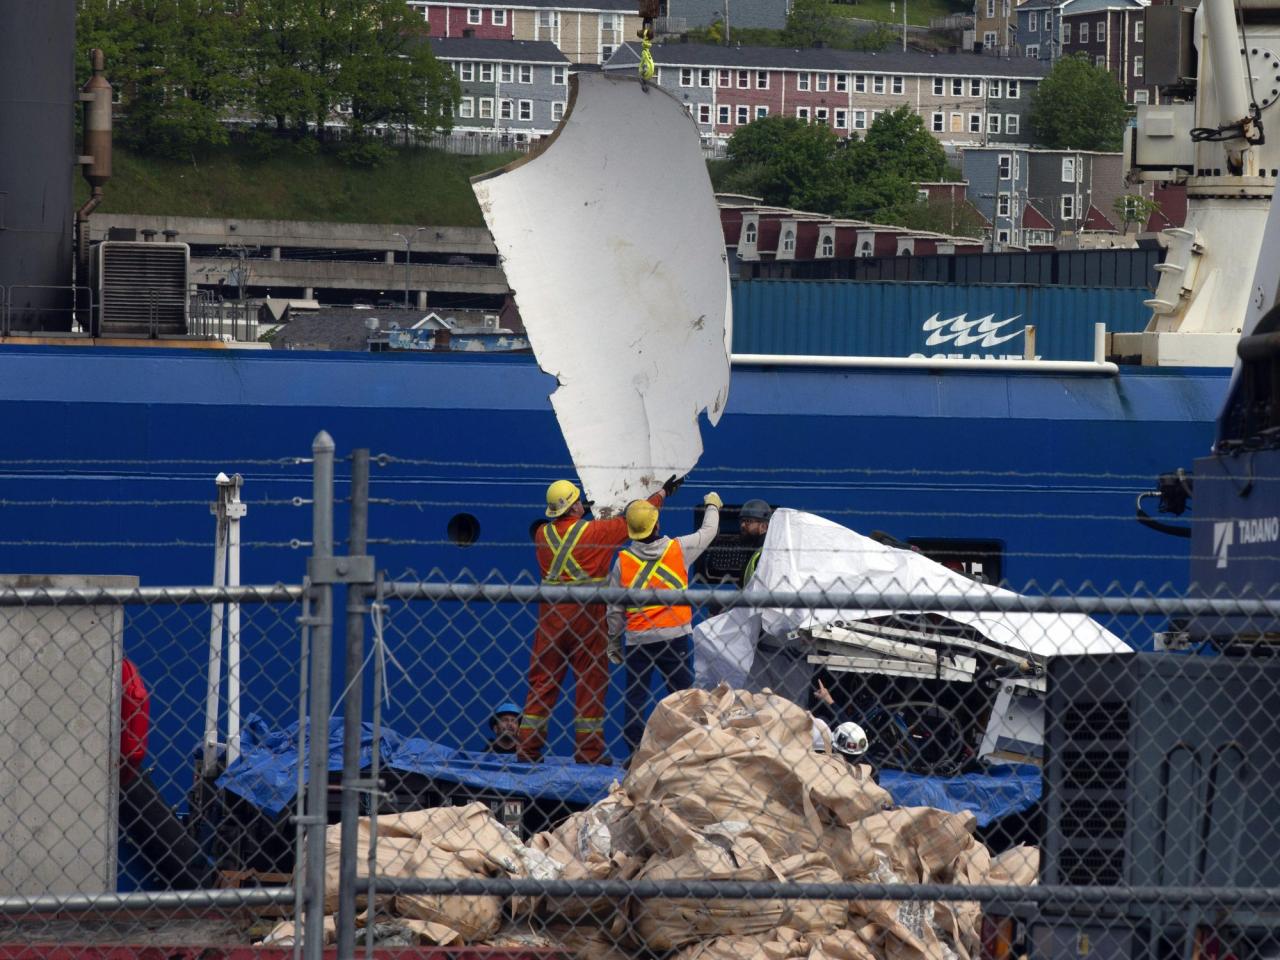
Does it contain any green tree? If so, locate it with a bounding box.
[1113,193,1160,232]
[878,194,988,238]
[1028,53,1129,150]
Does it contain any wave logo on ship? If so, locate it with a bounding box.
[909,312,1031,359]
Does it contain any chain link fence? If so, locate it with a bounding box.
[1,434,1278,960]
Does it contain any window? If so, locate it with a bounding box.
[479,63,493,82]
[970,78,982,96]
[858,240,873,257]
[492,8,506,24]
[984,30,997,48]
[459,62,475,81]
[931,112,944,132]
[1079,22,1088,42]
[892,75,904,94]
[479,97,494,119]
[854,74,866,92]
[968,113,982,132]
[814,72,828,92]
[990,79,1002,98]
[933,77,944,95]
[718,69,730,87]
[698,103,711,123]
[552,101,564,121]
[950,112,963,132]
[796,106,810,121]
[699,68,712,87]
[536,9,558,39]
[1062,22,1071,42]
[1006,80,1019,98]
[744,222,757,244]
[1027,44,1040,58]
[1095,55,1105,67]
[519,64,532,83]
[604,12,623,30]
[997,194,1011,217]
[835,73,848,92]
[854,109,867,129]
[1062,157,1075,182]
[755,105,769,119]
[1096,19,1105,41]
[998,154,1011,178]
[718,104,730,124]
[467,8,481,24]
[782,230,795,252]
[1006,113,1019,134]
[1061,194,1076,219]
[997,229,1010,243]
[814,107,829,125]
[500,99,513,119]
[951,78,963,96]
[737,70,750,88]
[798,72,810,91]
[872,109,884,123]
[1134,55,1144,77]
[552,66,566,85]
[1133,89,1149,104]
[1029,11,1037,30]
[756,70,769,89]
[873,75,886,94]
[679,68,692,87]
[500,63,513,82]
[1135,19,1144,41]
[518,99,532,120]
[917,189,929,202]
[986,0,995,16]
[820,235,834,257]
[736,105,749,124]
[459,96,474,118]
[835,108,848,129]
[988,113,1002,134]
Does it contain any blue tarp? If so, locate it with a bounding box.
[218,719,1041,825]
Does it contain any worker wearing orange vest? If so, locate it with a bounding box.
[519,474,683,763]
[607,491,721,757]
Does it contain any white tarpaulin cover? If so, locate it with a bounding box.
[472,72,732,513]
[694,509,1131,689]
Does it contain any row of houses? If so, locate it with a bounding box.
[974,0,1155,104]
[432,37,1050,145]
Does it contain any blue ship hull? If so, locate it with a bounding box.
[0,344,1230,817]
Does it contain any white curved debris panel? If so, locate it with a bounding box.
[472,72,731,513]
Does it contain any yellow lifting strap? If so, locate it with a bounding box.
[639,29,655,83]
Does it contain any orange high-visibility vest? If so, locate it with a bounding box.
[618,539,693,632]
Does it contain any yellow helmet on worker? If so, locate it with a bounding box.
[545,479,581,518]
[625,499,660,540]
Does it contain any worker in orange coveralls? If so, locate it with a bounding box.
[519,474,684,763]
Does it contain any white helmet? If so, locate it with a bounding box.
[833,721,869,758]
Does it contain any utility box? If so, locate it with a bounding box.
[91,240,190,337]
[0,574,136,895]
[1130,103,1196,176]
[1146,4,1197,88]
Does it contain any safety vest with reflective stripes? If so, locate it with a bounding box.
[540,519,603,584]
[618,539,693,632]
[743,549,762,586]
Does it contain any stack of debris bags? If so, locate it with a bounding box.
[262,683,1037,959]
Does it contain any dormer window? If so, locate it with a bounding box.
[782,229,795,252]
[744,222,757,244]
[820,235,834,257]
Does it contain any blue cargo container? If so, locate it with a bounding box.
[731,280,1152,361]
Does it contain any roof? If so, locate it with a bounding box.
[963,145,1123,157]
[272,309,417,352]
[1017,0,1063,11]
[417,0,636,9]
[1022,203,1055,230]
[1082,204,1119,232]
[428,38,570,63]
[605,42,1050,78]
[1061,0,1145,15]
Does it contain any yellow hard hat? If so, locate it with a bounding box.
[545,479,581,518]
[625,499,659,540]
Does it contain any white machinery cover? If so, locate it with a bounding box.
[472,72,732,513]
[694,509,1130,688]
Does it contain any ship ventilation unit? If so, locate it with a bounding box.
[91,241,189,337]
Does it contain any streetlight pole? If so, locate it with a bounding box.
[391,227,426,309]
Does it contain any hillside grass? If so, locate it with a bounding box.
[73,141,519,226]
[828,0,966,27]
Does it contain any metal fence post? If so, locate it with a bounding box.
[337,449,370,959]
[304,431,335,960]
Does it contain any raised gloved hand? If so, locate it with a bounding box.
[703,492,723,509]
[662,474,685,497]
[607,634,625,665]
